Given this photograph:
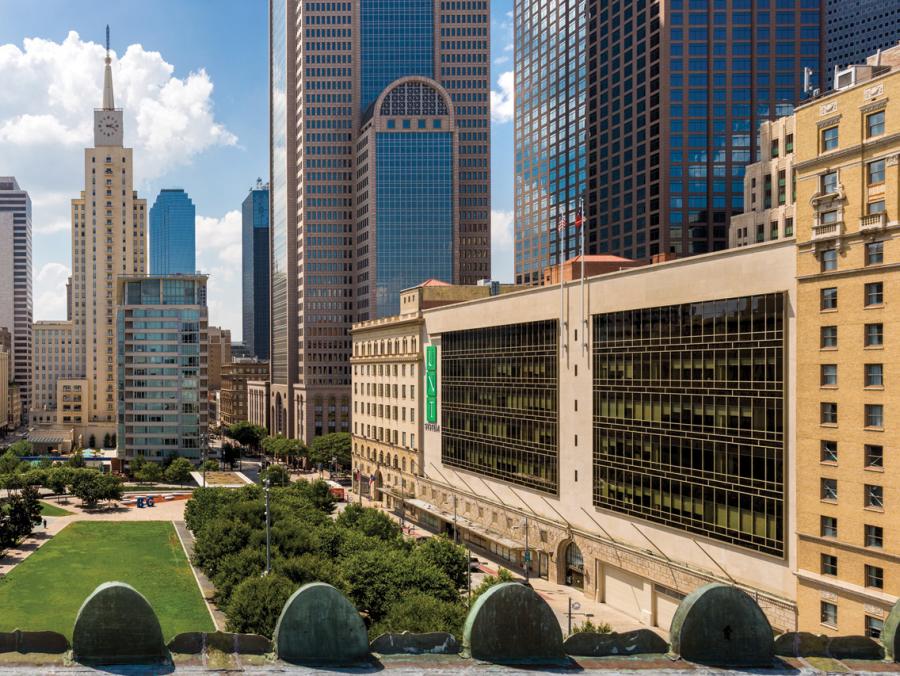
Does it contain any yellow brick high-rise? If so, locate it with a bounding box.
[794,47,900,639]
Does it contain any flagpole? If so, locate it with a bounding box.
[579,195,587,351]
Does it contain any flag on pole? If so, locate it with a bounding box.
[574,203,584,230]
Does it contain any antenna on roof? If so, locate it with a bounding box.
[106,25,110,57]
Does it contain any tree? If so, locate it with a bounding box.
[569,618,612,637]
[308,432,351,469]
[470,568,515,604]
[164,457,193,486]
[200,459,219,473]
[102,433,112,449]
[211,548,267,607]
[415,536,469,590]
[336,503,400,541]
[8,440,33,457]
[45,466,75,500]
[88,434,97,449]
[226,574,295,637]
[135,462,163,485]
[67,451,85,468]
[130,455,147,477]
[370,593,467,639]
[259,463,290,487]
[225,421,267,454]
[71,469,122,508]
[221,443,240,469]
[0,449,25,475]
[0,485,43,548]
[192,518,255,578]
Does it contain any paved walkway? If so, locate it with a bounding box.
[173,520,227,630]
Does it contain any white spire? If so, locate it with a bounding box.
[102,25,115,110]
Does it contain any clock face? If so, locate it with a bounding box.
[96,113,120,138]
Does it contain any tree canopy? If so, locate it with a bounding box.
[308,432,351,468]
[225,421,268,452]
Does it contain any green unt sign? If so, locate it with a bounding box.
[425,345,437,424]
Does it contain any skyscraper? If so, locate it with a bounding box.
[0,176,32,422]
[513,1,822,283]
[149,188,196,275]
[241,181,270,360]
[825,0,900,84]
[268,1,490,441]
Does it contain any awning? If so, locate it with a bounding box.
[405,498,523,551]
[28,432,69,444]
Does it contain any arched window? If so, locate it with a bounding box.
[380,80,449,117]
[565,542,585,590]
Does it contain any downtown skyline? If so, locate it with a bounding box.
[0,0,518,341]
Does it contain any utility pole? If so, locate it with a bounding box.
[264,477,271,575]
[523,516,530,584]
[201,433,208,488]
[467,543,473,604]
[453,494,458,544]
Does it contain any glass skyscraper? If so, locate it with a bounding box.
[825,0,900,87]
[242,182,270,360]
[268,0,490,441]
[149,189,196,275]
[514,0,822,282]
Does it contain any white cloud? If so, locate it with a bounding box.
[35,262,71,320]
[2,31,237,324]
[494,55,510,65]
[490,70,515,124]
[491,209,515,283]
[196,210,243,339]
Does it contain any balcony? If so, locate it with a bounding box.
[812,220,844,241]
[859,212,886,232]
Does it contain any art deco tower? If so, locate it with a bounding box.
[70,29,147,422]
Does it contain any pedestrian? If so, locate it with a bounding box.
[43,518,47,529]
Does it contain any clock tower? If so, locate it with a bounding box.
[94,25,123,147]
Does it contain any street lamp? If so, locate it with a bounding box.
[264,477,271,575]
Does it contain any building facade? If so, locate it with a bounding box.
[794,48,900,639]
[207,326,232,393]
[30,321,77,426]
[242,181,270,360]
[220,359,269,428]
[149,189,196,275]
[730,116,797,247]
[825,2,900,86]
[0,341,8,435]
[268,0,490,443]
[353,242,799,631]
[116,275,208,463]
[0,177,33,421]
[513,1,822,283]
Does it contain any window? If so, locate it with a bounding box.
[821,601,837,626]
[865,444,883,468]
[821,325,838,348]
[868,199,886,214]
[821,287,837,310]
[821,477,838,501]
[820,553,838,576]
[820,515,837,537]
[865,524,883,548]
[866,616,884,640]
[821,171,838,194]
[865,323,883,347]
[866,110,885,138]
[865,241,883,266]
[820,210,838,224]
[784,217,793,236]
[865,282,883,306]
[867,159,885,185]
[821,364,837,386]
[865,564,884,589]
[821,402,838,424]
[865,404,884,429]
[864,364,883,388]
[820,249,837,272]
[785,133,794,153]
[821,440,838,463]
[770,138,779,157]
[865,484,884,509]
[821,126,838,152]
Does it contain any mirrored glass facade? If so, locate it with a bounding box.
[592,293,786,556]
[374,133,454,318]
[242,185,270,360]
[270,0,289,386]
[360,0,434,114]
[441,320,559,494]
[149,189,196,275]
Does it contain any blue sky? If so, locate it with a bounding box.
[0,0,516,340]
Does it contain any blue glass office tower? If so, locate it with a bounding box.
[514,0,823,282]
[268,0,490,441]
[242,183,270,360]
[149,189,196,275]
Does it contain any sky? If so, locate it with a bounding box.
[0,0,516,341]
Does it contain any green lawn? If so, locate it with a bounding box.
[39,501,73,517]
[0,521,213,639]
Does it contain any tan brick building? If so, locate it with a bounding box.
[220,359,269,428]
[794,47,900,639]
